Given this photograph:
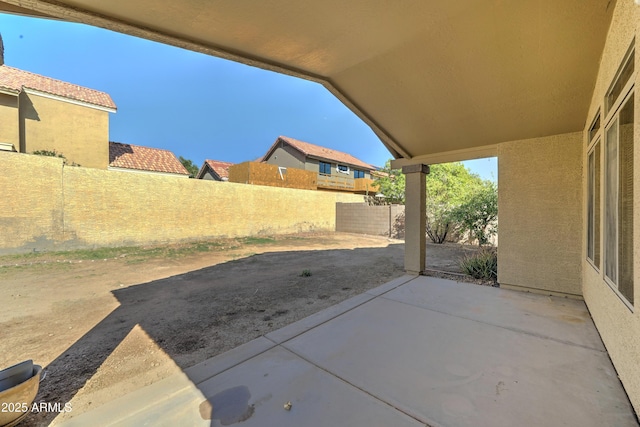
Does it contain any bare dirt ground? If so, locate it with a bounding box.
[0,233,486,426]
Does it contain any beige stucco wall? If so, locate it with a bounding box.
[0,93,19,148]
[581,0,640,414]
[20,92,109,169]
[0,151,363,253]
[498,132,583,297]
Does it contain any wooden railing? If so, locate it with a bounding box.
[316,175,379,193]
[317,173,355,190]
[354,178,378,194]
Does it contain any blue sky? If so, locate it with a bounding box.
[0,13,496,181]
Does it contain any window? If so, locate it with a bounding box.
[606,48,634,114]
[589,113,600,145]
[587,140,601,268]
[603,45,634,306]
[354,170,365,178]
[319,161,331,175]
[337,164,349,174]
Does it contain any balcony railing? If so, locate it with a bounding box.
[316,174,379,194]
[354,178,378,194]
[317,173,355,190]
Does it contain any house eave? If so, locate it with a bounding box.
[23,87,117,113]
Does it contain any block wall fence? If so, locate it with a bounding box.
[0,152,364,254]
[336,203,405,238]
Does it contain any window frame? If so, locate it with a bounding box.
[586,138,601,271]
[319,161,331,175]
[605,44,635,116]
[601,45,635,309]
[337,164,350,174]
[354,169,365,179]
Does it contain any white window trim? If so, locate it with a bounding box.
[337,164,350,174]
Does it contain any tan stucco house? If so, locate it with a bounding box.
[3,0,640,416]
[0,62,116,168]
[262,135,376,192]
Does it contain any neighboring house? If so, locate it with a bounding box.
[261,136,376,192]
[108,141,190,177]
[0,60,116,169]
[196,159,234,181]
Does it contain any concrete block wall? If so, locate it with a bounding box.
[0,152,364,254]
[336,203,405,238]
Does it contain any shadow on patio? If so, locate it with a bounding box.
[59,275,638,427]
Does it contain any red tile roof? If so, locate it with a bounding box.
[109,142,189,175]
[264,136,374,170]
[199,159,234,180]
[0,65,116,110]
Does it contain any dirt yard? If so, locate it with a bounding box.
[0,233,485,426]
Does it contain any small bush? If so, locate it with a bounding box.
[459,248,497,281]
[32,149,81,166]
[301,269,312,277]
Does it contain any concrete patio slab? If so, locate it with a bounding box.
[265,292,377,344]
[185,337,276,384]
[58,369,207,427]
[284,295,635,427]
[364,274,417,296]
[383,277,606,351]
[193,346,424,427]
[57,276,638,427]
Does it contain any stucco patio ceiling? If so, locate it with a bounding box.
[1,0,614,163]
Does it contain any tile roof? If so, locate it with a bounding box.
[0,65,116,110]
[268,136,374,170]
[109,142,190,175]
[200,159,234,180]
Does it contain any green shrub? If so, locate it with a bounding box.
[32,149,80,166]
[459,248,497,281]
[301,269,312,277]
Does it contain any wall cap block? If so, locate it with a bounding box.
[401,164,430,175]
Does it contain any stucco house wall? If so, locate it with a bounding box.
[19,91,110,169]
[580,0,640,414]
[264,139,372,180]
[304,157,320,173]
[0,93,18,148]
[304,157,371,179]
[498,132,583,298]
[264,144,305,169]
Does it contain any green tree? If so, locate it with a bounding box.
[451,180,498,245]
[179,156,199,178]
[373,160,495,244]
[370,160,406,205]
[425,163,484,243]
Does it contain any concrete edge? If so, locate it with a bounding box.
[500,283,584,300]
[56,370,201,426]
[364,274,418,296]
[184,336,276,384]
[265,293,378,344]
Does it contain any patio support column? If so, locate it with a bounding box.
[402,164,429,275]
